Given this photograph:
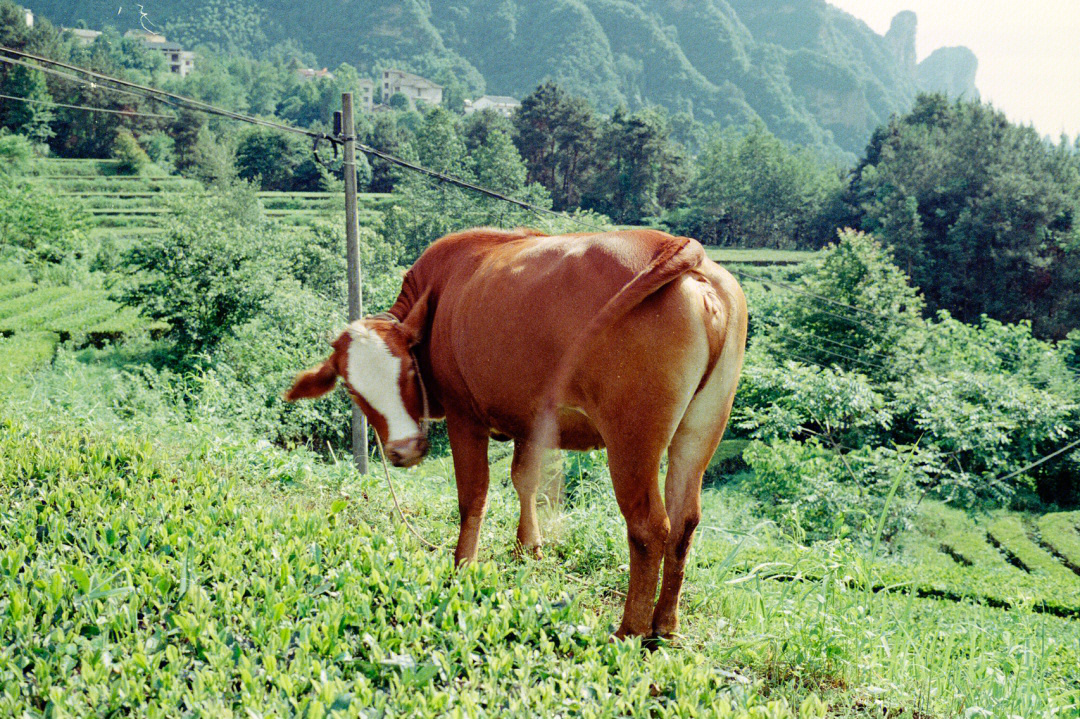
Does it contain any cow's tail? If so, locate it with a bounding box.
[523,237,706,480]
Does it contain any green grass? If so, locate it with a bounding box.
[2,350,1079,717]
[1036,512,1080,575]
[0,331,58,378]
[706,248,817,266]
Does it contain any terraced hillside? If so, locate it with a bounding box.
[24,159,395,251]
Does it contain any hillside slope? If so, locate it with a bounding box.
[31,0,978,157]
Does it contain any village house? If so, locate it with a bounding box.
[296,67,334,81]
[64,28,102,46]
[464,95,521,118]
[357,78,374,112]
[124,30,195,77]
[381,69,442,110]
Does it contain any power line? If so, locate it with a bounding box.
[0,92,174,119]
[755,314,896,364]
[993,436,1080,484]
[0,45,612,232]
[0,54,152,105]
[0,46,330,141]
[357,142,609,230]
[774,331,887,371]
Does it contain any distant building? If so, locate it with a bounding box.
[357,78,374,113]
[23,7,33,27]
[381,69,442,110]
[464,95,521,118]
[65,28,102,46]
[296,67,335,81]
[124,30,195,77]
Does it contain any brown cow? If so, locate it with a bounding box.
[286,228,747,638]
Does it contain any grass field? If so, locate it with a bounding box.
[4,158,1079,717]
[0,284,165,344]
[27,159,394,245]
[706,248,817,266]
[2,334,1079,717]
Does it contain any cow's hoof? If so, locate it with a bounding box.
[513,543,543,560]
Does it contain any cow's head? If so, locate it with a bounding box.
[285,293,431,468]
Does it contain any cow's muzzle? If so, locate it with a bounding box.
[384,436,429,468]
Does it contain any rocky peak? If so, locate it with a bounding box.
[918,47,980,99]
[884,10,918,72]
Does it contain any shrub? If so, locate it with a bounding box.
[117,184,275,356]
[0,132,32,175]
[112,128,150,175]
[741,439,923,545]
[0,177,91,278]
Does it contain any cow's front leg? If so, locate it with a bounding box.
[510,440,543,558]
[446,412,491,564]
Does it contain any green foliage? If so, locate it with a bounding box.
[0,133,33,175]
[0,331,58,379]
[849,95,1080,339]
[117,184,274,354]
[512,81,600,211]
[741,438,919,544]
[0,176,91,276]
[773,230,924,377]
[234,127,329,192]
[111,128,150,175]
[383,106,552,262]
[740,230,1079,508]
[665,124,845,248]
[581,106,689,224]
[0,417,834,719]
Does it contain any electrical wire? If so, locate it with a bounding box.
[0,92,174,119]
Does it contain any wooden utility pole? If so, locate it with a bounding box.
[341,92,368,474]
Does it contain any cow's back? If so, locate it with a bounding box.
[422,229,719,443]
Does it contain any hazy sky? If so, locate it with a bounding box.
[827,1,1080,140]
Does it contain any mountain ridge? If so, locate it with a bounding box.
[27,0,978,157]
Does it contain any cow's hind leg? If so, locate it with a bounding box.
[510,440,543,558]
[651,346,742,638]
[607,443,670,639]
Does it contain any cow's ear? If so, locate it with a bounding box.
[400,290,431,347]
[285,360,338,401]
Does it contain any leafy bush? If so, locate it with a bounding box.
[0,132,32,175]
[111,128,150,175]
[117,184,274,355]
[0,177,92,278]
[742,229,1079,509]
[741,439,922,544]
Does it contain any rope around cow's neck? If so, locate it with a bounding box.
[373,429,443,551]
[370,347,443,552]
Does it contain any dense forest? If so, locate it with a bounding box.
[25,0,979,158]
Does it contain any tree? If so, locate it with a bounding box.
[112,128,150,175]
[464,110,526,193]
[512,81,599,211]
[665,123,844,248]
[117,185,275,355]
[383,106,551,262]
[238,127,330,190]
[848,94,1080,339]
[582,106,689,224]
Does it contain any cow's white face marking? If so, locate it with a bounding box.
[345,323,421,442]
